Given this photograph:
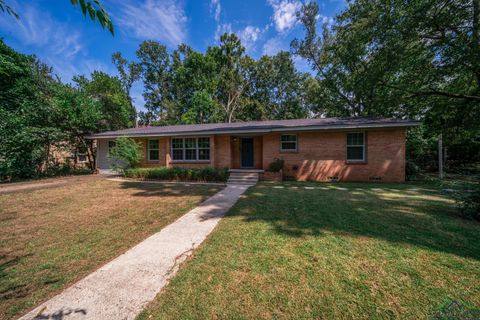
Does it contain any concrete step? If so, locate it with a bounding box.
[227,179,258,184]
[229,173,258,178]
[227,172,259,186]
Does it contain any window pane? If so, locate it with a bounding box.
[281,135,296,142]
[185,138,196,148]
[347,146,364,160]
[148,139,159,149]
[347,133,364,146]
[149,150,159,161]
[198,137,210,148]
[185,149,197,160]
[172,138,183,149]
[199,149,210,160]
[172,149,183,160]
[281,142,297,150]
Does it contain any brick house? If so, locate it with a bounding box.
[88,117,420,182]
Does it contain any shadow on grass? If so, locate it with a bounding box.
[118,181,222,198]
[228,182,480,261]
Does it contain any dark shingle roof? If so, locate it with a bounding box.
[88,117,420,138]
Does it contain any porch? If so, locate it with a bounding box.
[228,135,263,170]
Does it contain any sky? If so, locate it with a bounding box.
[0,0,346,109]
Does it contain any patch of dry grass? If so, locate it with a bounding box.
[0,178,220,319]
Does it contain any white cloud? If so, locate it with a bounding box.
[117,0,187,47]
[238,26,262,51]
[262,36,288,55]
[214,23,232,40]
[210,0,221,22]
[319,14,335,26]
[0,5,83,58]
[267,0,302,32]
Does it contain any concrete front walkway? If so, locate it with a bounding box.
[19,185,250,320]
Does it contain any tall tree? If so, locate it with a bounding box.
[135,41,173,125]
[73,71,135,131]
[112,52,142,124]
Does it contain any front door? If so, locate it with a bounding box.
[241,138,254,168]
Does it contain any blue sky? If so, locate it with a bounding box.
[0,0,346,109]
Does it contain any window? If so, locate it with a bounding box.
[108,140,116,154]
[148,139,160,161]
[171,137,210,161]
[280,134,297,151]
[347,132,365,162]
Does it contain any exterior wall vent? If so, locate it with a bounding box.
[369,176,382,181]
[327,176,339,181]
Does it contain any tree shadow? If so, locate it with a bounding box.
[227,182,480,260]
[117,180,223,198]
[32,307,87,320]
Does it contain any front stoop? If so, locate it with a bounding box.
[227,169,262,186]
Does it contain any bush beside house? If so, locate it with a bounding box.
[124,167,229,183]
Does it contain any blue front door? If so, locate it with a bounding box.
[241,138,254,168]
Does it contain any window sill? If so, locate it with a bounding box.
[171,160,211,164]
[346,160,367,165]
[280,150,298,153]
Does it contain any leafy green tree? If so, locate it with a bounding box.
[112,52,142,123]
[135,41,174,125]
[108,137,143,172]
[51,83,102,169]
[74,71,135,131]
[0,40,63,180]
[248,51,310,120]
[293,1,480,167]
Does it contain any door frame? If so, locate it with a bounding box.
[240,137,254,168]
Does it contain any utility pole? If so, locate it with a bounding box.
[438,133,443,179]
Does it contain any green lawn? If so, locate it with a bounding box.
[0,178,221,319]
[139,181,480,319]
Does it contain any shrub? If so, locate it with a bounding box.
[108,137,142,172]
[455,184,480,220]
[406,160,421,181]
[124,167,229,182]
[268,158,284,172]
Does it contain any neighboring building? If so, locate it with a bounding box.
[88,117,420,182]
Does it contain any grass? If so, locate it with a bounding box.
[0,178,221,319]
[138,181,480,319]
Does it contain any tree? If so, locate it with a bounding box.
[0,40,63,180]
[108,137,142,171]
[74,71,135,131]
[211,33,250,123]
[293,0,480,167]
[135,41,174,124]
[112,52,142,124]
[0,0,114,34]
[248,52,310,120]
[51,83,102,170]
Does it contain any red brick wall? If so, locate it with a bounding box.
[214,135,231,168]
[133,129,406,182]
[262,129,406,182]
[134,138,167,167]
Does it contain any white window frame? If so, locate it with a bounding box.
[171,137,210,162]
[346,132,366,162]
[147,139,160,161]
[280,134,298,152]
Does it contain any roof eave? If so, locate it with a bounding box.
[86,121,421,139]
